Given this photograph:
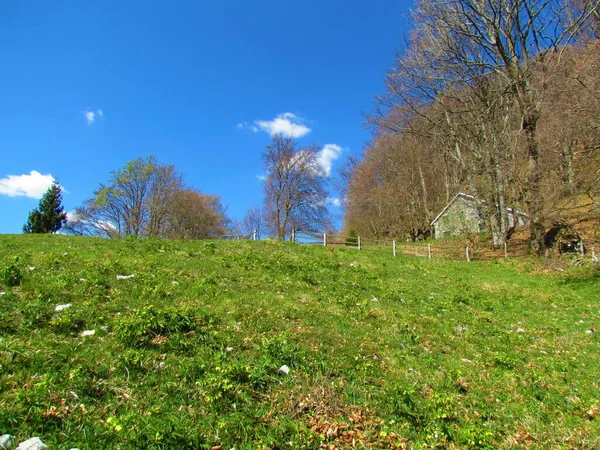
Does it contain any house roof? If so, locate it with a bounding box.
[430,192,529,227]
[430,192,475,227]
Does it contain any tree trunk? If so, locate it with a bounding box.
[523,114,546,255]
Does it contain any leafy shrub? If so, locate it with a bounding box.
[1,263,23,287]
[451,279,481,305]
[114,305,219,348]
[492,351,520,369]
[262,334,304,368]
[346,228,358,247]
[50,309,87,335]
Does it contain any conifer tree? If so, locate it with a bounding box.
[23,181,68,233]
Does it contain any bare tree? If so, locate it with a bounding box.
[234,206,264,239]
[147,163,183,237]
[372,0,599,253]
[262,135,331,239]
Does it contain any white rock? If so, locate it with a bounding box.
[579,320,585,324]
[54,303,73,312]
[16,437,47,450]
[516,328,525,333]
[171,281,179,285]
[225,347,234,352]
[0,434,14,449]
[371,297,379,302]
[278,365,290,375]
[27,267,36,271]
[0,292,5,297]
[81,330,96,337]
[349,263,355,267]
[78,278,85,283]
[116,274,134,280]
[585,329,593,334]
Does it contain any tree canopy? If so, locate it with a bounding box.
[344,0,600,250]
[23,181,68,234]
[65,156,229,239]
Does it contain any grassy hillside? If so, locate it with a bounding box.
[1,235,599,449]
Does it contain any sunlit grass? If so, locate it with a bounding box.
[1,234,599,448]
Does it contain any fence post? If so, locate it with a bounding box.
[291,229,295,242]
[428,244,432,260]
[393,240,396,257]
[252,228,257,241]
[465,246,471,262]
[323,233,327,247]
[358,236,361,251]
[580,239,585,256]
[504,242,507,258]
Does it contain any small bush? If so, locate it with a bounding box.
[1,263,23,287]
[114,305,218,348]
[50,309,87,335]
[262,334,304,368]
[346,228,358,247]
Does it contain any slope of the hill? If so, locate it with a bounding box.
[0,235,599,449]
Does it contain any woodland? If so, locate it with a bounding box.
[342,0,600,253]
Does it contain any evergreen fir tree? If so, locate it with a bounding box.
[23,181,68,233]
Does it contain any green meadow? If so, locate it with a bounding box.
[1,235,599,449]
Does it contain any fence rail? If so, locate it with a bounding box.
[291,229,538,261]
[220,229,258,241]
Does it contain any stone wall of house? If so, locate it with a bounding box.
[507,210,529,228]
[434,195,484,239]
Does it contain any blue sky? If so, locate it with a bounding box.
[0,0,414,234]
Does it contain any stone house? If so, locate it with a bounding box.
[431,193,529,239]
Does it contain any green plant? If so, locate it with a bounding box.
[113,305,218,348]
[346,228,358,247]
[1,263,23,287]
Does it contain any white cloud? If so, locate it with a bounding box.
[317,144,343,176]
[327,197,342,207]
[256,174,267,181]
[254,112,311,138]
[97,219,117,231]
[66,210,117,233]
[83,108,103,125]
[66,210,77,221]
[0,170,55,199]
[237,121,260,133]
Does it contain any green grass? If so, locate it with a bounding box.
[1,234,599,449]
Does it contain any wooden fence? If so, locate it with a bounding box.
[292,230,536,261]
